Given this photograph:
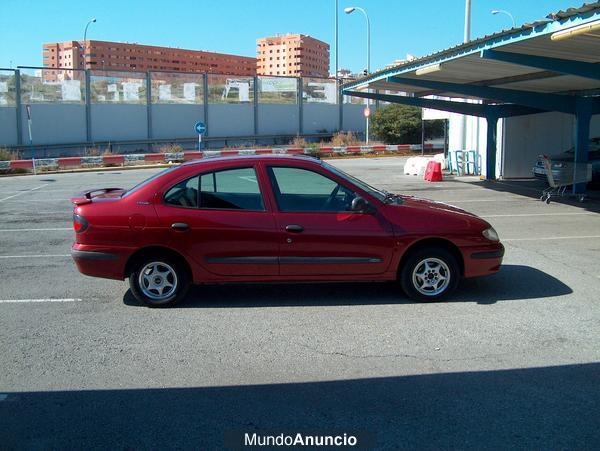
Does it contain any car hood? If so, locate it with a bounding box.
[543,152,573,162]
[397,195,478,217]
[380,195,490,235]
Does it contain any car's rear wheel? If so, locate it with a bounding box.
[400,247,460,301]
[129,257,190,307]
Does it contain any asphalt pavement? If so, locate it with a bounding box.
[1,157,599,449]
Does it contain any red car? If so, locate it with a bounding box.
[71,155,503,307]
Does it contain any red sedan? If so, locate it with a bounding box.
[71,155,503,307]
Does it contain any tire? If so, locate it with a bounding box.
[400,246,460,302]
[129,256,190,307]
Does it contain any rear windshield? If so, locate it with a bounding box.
[122,167,179,198]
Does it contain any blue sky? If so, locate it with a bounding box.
[0,0,580,72]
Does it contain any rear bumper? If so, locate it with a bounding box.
[71,249,119,261]
[463,243,504,278]
[71,244,130,280]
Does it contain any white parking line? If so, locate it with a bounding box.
[0,298,82,304]
[482,212,595,218]
[0,254,71,259]
[0,228,71,232]
[0,199,69,202]
[504,235,600,241]
[0,184,49,202]
[440,198,525,203]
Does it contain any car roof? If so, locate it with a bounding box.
[181,154,323,167]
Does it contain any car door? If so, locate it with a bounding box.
[155,165,278,277]
[265,164,395,276]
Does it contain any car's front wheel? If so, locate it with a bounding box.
[400,247,460,301]
[129,257,190,307]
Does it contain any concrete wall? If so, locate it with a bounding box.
[151,104,204,139]
[21,104,86,145]
[448,110,600,179]
[0,101,369,150]
[303,104,338,134]
[91,104,147,142]
[209,104,253,137]
[342,104,367,133]
[0,108,18,146]
[501,112,600,178]
[258,104,299,135]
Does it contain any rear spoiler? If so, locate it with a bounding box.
[71,188,124,205]
[83,188,123,199]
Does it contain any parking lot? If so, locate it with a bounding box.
[1,156,599,449]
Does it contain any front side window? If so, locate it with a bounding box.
[268,166,357,212]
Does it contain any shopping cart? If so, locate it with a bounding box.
[539,154,592,204]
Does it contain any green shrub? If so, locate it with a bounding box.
[158,144,184,154]
[331,131,360,147]
[371,104,444,144]
[0,148,20,161]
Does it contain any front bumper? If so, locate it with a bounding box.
[463,243,504,278]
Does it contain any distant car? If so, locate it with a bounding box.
[532,138,600,183]
[71,155,503,307]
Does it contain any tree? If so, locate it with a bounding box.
[370,104,445,144]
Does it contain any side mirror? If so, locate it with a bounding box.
[351,196,371,213]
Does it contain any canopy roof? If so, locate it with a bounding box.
[342,2,600,104]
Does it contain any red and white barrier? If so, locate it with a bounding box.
[0,143,444,172]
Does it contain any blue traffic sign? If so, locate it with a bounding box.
[194,121,207,135]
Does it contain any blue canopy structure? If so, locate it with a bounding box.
[342,2,600,193]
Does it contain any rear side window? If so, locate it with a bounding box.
[164,176,199,208]
[199,167,264,210]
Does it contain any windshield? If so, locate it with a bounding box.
[321,161,388,202]
[122,166,179,198]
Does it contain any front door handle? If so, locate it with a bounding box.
[285,224,304,233]
[171,222,190,232]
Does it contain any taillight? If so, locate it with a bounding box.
[73,214,88,233]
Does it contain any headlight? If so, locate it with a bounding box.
[482,227,499,242]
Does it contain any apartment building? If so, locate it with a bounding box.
[42,40,257,79]
[256,34,329,78]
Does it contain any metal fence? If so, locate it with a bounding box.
[0,67,370,154]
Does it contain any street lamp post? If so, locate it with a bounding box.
[491,9,516,28]
[82,18,97,69]
[344,6,370,144]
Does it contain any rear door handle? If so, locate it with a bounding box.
[285,224,304,233]
[171,222,190,231]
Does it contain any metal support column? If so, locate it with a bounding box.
[253,76,259,141]
[14,69,23,145]
[203,73,209,139]
[485,114,498,181]
[146,72,152,151]
[297,77,303,135]
[338,82,343,131]
[85,69,92,143]
[573,97,592,194]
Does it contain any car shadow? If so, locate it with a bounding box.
[3,363,599,449]
[457,178,600,213]
[122,264,571,308]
